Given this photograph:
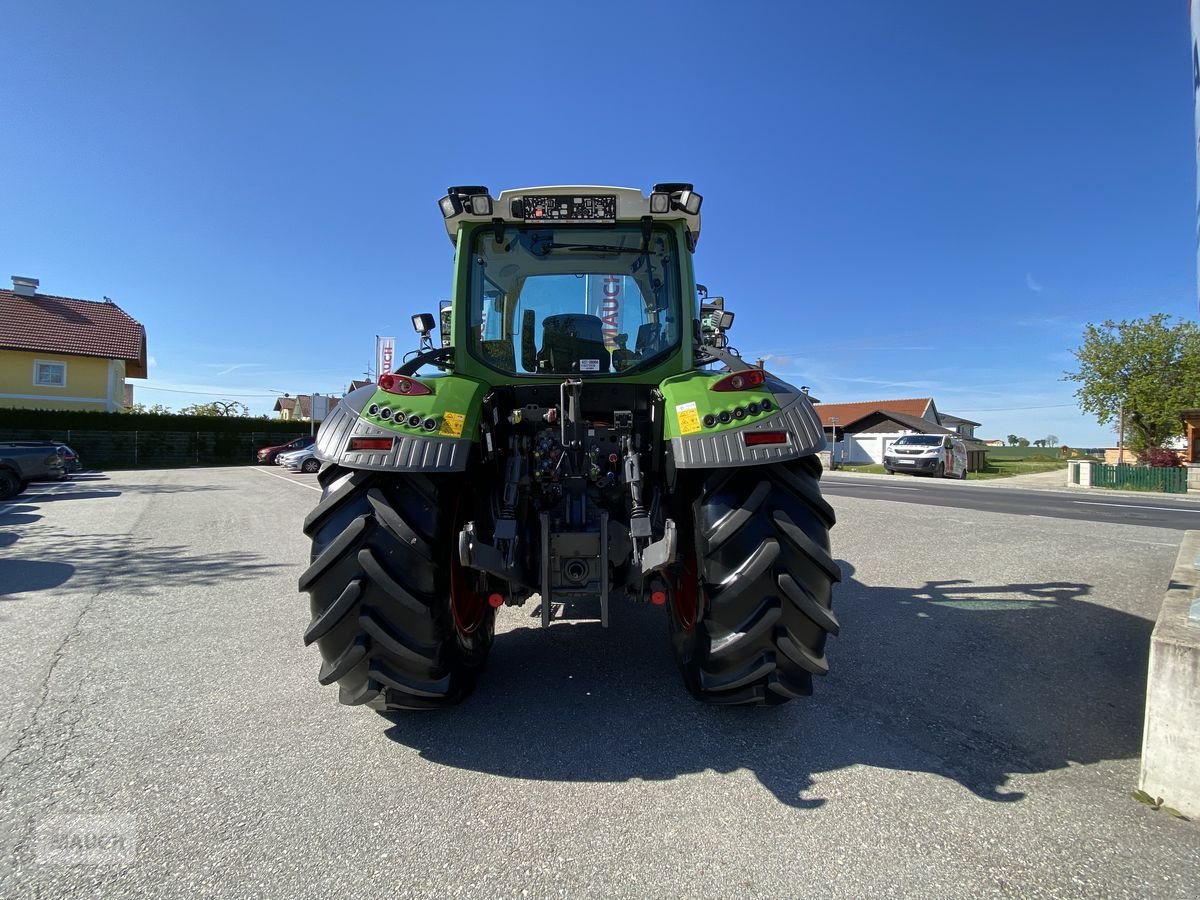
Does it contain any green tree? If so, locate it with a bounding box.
[177,400,250,417]
[1046,434,1059,447]
[126,402,172,414]
[1006,434,1019,446]
[1017,437,1030,447]
[1065,314,1200,452]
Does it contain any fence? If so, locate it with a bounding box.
[0,429,310,469]
[1089,463,1188,495]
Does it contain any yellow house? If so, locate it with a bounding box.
[0,276,148,412]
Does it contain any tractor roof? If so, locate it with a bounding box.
[438,184,702,250]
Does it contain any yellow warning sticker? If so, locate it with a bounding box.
[439,411,465,437]
[676,401,702,435]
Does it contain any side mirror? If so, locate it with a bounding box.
[412,313,436,336]
[943,437,953,449]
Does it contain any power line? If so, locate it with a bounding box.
[137,385,282,398]
[961,403,1078,412]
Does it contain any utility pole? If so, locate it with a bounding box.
[1118,401,1125,464]
[829,417,839,470]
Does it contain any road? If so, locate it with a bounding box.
[0,468,1197,898]
[823,472,1200,530]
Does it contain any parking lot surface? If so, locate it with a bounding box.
[1,467,1197,898]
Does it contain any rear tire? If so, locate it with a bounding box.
[668,455,840,705]
[0,470,20,501]
[299,465,495,710]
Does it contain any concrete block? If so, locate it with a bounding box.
[1139,529,1200,818]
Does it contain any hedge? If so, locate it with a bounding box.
[0,408,314,468]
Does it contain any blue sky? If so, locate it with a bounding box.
[1,1,1195,446]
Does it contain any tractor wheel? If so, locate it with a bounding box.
[299,465,495,710]
[668,455,840,705]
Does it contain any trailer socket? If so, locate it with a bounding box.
[563,558,589,584]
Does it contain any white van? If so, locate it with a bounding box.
[883,434,969,479]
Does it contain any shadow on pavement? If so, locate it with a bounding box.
[381,560,1152,810]
[0,528,288,598]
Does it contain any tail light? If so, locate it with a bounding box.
[348,437,395,452]
[743,431,788,446]
[711,369,765,392]
[379,373,432,396]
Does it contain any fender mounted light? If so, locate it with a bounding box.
[743,431,788,446]
[348,437,395,452]
[378,374,432,396]
[711,369,766,392]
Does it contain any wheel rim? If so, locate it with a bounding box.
[449,494,487,635]
[672,552,700,631]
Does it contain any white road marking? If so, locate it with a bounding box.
[250,467,322,492]
[826,483,921,492]
[1073,500,1200,513]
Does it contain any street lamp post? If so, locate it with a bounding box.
[829,417,839,470]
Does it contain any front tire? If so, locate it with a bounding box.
[668,456,840,705]
[299,465,495,710]
[301,458,320,474]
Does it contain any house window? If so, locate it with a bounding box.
[34,360,67,387]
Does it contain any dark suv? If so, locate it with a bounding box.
[256,435,315,465]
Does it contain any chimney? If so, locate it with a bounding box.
[11,276,38,297]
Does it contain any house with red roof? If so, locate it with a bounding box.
[813,397,985,469]
[0,277,148,412]
[272,380,372,422]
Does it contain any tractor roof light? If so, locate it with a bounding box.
[469,194,492,216]
[676,190,703,215]
[378,373,433,396]
[439,195,461,218]
[711,369,766,392]
[649,192,671,214]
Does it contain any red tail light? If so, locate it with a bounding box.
[711,369,766,392]
[348,437,395,452]
[379,373,432,396]
[743,431,788,446]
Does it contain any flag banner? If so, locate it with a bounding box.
[585,275,637,349]
[376,336,396,378]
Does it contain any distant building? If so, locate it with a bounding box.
[813,396,986,470]
[0,276,148,412]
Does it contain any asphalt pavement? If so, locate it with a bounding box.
[0,467,1197,898]
[823,470,1200,530]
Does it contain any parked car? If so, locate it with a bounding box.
[276,447,311,467]
[256,435,315,465]
[0,443,65,500]
[884,434,969,479]
[284,448,322,474]
[4,441,79,477]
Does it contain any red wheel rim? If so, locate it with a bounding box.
[673,552,699,631]
[449,494,486,635]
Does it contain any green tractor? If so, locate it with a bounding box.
[299,184,840,709]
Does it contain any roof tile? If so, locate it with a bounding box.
[812,398,933,429]
[0,289,146,372]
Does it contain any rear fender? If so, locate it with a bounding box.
[659,371,825,469]
[314,376,486,473]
